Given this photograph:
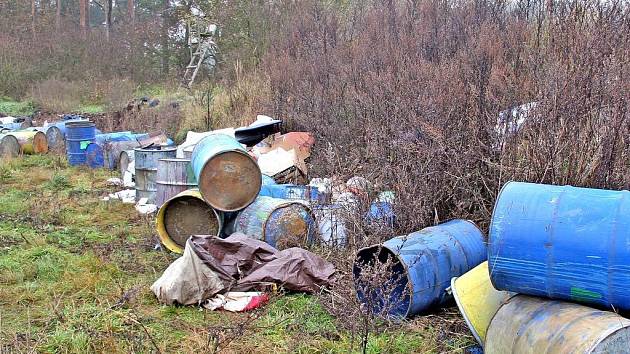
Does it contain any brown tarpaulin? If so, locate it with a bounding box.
[190,233,336,293]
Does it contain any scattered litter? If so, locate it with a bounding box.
[106,177,124,187]
[135,197,158,214]
[346,176,372,195]
[204,292,269,312]
[103,189,136,204]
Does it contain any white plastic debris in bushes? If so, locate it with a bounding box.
[204,292,269,312]
[102,189,136,204]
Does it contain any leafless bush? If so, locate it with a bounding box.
[264,0,629,348]
[29,79,83,112]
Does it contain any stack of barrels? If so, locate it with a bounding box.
[156,134,318,253]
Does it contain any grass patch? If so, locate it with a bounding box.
[0,97,36,116]
[0,154,464,353]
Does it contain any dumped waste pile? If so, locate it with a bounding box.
[3,111,630,353]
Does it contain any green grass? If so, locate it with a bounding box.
[0,97,36,116]
[76,103,105,114]
[0,155,472,353]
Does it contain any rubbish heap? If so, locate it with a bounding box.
[353,181,630,354]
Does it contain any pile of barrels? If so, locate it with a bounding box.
[353,182,630,354]
[155,134,317,253]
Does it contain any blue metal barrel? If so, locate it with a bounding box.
[262,174,276,186]
[489,181,630,311]
[228,196,317,249]
[353,219,487,318]
[258,184,320,201]
[86,133,150,169]
[191,134,262,211]
[65,121,96,166]
[0,122,23,132]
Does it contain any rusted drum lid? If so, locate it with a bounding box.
[163,196,221,247]
[32,131,49,154]
[266,203,316,249]
[199,150,262,211]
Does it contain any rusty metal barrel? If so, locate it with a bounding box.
[134,146,177,203]
[485,295,630,354]
[9,131,48,154]
[228,196,317,249]
[191,134,262,211]
[156,189,223,253]
[155,158,198,206]
[0,134,20,158]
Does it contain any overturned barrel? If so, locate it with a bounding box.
[191,134,262,211]
[229,196,317,249]
[134,146,177,203]
[155,158,197,206]
[451,261,513,346]
[156,189,223,253]
[9,131,48,154]
[44,125,65,153]
[354,219,486,318]
[489,181,630,311]
[65,121,96,166]
[258,184,321,201]
[0,134,20,158]
[485,295,630,353]
[86,140,142,169]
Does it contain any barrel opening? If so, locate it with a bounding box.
[163,196,221,247]
[353,245,411,318]
[33,132,49,153]
[199,150,262,211]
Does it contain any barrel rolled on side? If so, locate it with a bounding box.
[156,189,223,253]
[489,181,630,311]
[485,295,630,354]
[155,158,198,206]
[229,196,317,249]
[0,134,20,158]
[9,131,48,154]
[119,150,134,176]
[353,219,487,318]
[191,134,262,212]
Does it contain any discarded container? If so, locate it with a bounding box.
[258,184,321,201]
[86,140,142,169]
[134,146,177,203]
[155,158,197,206]
[313,204,347,246]
[451,261,513,345]
[119,150,134,176]
[261,174,276,186]
[0,134,20,158]
[44,126,64,153]
[366,201,395,227]
[9,131,48,154]
[485,295,630,354]
[229,196,317,249]
[0,122,23,132]
[65,121,96,166]
[156,189,223,253]
[191,134,262,211]
[489,181,630,311]
[353,219,486,318]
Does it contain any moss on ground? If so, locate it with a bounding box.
[0,155,473,353]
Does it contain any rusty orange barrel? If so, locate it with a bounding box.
[9,131,48,154]
[191,134,261,212]
[156,189,223,253]
[0,134,20,158]
[485,295,630,353]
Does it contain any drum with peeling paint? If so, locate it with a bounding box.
[134,146,177,203]
[228,196,317,249]
[155,158,197,206]
[485,295,630,354]
[489,181,630,311]
[0,134,20,158]
[9,130,48,154]
[191,134,261,212]
[353,219,486,318]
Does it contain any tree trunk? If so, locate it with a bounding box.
[31,0,36,38]
[161,0,170,74]
[128,0,135,25]
[106,0,112,41]
[79,0,87,37]
[56,0,61,31]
